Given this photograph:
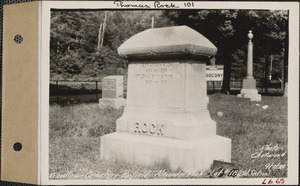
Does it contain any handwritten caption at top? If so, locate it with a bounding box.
[113,0,195,9]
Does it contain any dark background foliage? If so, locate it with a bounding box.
[50,9,288,91]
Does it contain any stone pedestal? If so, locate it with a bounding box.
[237,78,261,101]
[101,133,230,172]
[101,26,231,172]
[99,76,126,109]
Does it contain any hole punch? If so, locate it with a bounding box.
[13,142,22,151]
[14,35,23,44]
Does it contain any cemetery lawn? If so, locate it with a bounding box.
[49,94,287,179]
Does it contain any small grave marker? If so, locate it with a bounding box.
[99,76,126,109]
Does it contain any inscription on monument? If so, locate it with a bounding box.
[134,62,177,85]
[134,122,164,135]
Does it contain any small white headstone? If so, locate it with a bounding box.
[99,76,126,109]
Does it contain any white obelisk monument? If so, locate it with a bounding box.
[237,30,261,101]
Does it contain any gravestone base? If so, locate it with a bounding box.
[101,132,231,172]
[99,98,126,109]
[237,89,261,101]
[237,78,261,101]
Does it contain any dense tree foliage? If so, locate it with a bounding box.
[164,9,288,92]
[50,9,288,91]
[50,10,174,80]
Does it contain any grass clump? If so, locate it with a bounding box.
[50,104,122,139]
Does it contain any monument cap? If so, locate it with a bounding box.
[118,25,217,60]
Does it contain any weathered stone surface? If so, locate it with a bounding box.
[101,133,231,172]
[102,76,124,99]
[99,76,126,109]
[237,78,261,101]
[241,78,256,89]
[101,26,231,172]
[118,26,217,59]
[116,60,216,140]
[238,88,262,101]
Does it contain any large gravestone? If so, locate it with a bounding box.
[99,76,126,109]
[101,26,231,172]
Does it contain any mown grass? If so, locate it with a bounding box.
[208,93,287,178]
[49,94,287,179]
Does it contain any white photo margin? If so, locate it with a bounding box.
[40,1,299,185]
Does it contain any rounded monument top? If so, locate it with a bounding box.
[118,25,217,60]
[248,30,253,40]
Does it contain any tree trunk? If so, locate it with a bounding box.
[97,11,108,50]
[57,41,59,54]
[221,53,232,94]
[151,16,155,29]
[100,11,108,47]
[97,24,103,50]
[280,51,284,91]
[264,54,270,94]
[284,82,288,97]
[283,31,289,93]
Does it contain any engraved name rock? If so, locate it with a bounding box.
[134,122,164,135]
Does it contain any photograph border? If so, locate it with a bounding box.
[40,1,299,185]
